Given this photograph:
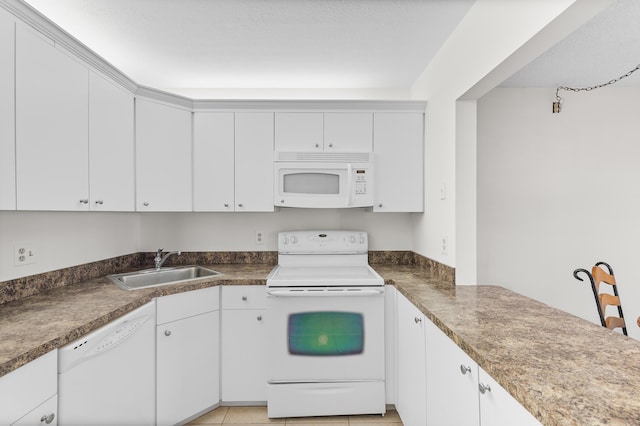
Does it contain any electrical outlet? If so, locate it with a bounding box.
[255,231,265,245]
[14,244,36,266]
[441,236,448,255]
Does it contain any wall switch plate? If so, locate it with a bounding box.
[440,182,447,200]
[14,244,36,266]
[255,231,265,245]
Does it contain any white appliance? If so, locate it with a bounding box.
[58,301,156,425]
[274,152,374,208]
[266,230,385,418]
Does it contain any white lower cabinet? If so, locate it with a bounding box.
[156,287,220,426]
[11,395,57,426]
[396,291,427,426]
[478,367,541,426]
[221,286,267,402]
[396,294,542,426]
[0,350,57,426]
[425,318,479,426]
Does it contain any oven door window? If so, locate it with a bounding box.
[283,172,340,195]
[288,312,364,356]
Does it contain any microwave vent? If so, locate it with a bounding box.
[276,152,373,163]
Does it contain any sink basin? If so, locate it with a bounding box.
[108,265,222,290]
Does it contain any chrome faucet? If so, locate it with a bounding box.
[154,248,181,270]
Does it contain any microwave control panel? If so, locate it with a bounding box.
[353,168,368,196]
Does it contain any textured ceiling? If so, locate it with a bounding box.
[501,0,640,88]
[21,0,475,93]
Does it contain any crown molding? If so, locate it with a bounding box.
[192,99,427,112]
[135,85,194,110]
[0,0,137,92]
[0,0,427,113]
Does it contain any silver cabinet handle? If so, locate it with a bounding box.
[479,383,492,394]
[164,330,171,337]
[238,203,243,207]
[414,317,422,323]
[242,296,248,301]
[460,365,471,375]
[79,199,88,204]
[378,203,383,208]
[328,143,333,148]
[95,200,103,205]
[257,315,262,321]
[143,202,149,206]
[314,143,320,148]
[224,203,229,207]
[41,413,55,424]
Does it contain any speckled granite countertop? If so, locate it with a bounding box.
[0,263,272,377]
[375,264,640,426]
[3,261,640,425]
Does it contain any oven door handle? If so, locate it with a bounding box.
[267,289,384,297]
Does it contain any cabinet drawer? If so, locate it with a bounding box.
[157,286,219,325]
[0,350,57,425]
[222,285,266,309]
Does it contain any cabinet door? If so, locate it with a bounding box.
[0,350,57,425]
[479,367,541,426]
[88,72,134,211]
[275,112,323,152]
[15,26,89,211]
[396,292,427,426]
[373,113,424,212]
[135,99,192,211]
[324,112,372,152]
[193,112,235,211]
[11,394,57,426]
[221,309,267,402]
[425,319,479,426]
[157,311,219,426]
[234,113,274,212]
[0,11,15,210]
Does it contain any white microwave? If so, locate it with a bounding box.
[274,152,374,208]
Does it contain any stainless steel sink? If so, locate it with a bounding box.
[108,265,222,290]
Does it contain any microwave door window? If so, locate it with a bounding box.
[283,173,339,195]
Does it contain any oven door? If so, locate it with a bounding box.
[266,287,384,382]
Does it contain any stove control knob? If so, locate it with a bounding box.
[291,236,298,244]
[350,236,356,243]
[281,236,288,245]
[360,236,365,244]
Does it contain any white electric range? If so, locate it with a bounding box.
[266,230,385,419]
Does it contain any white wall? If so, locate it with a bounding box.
[0,209,413,281]
[477,87,640,339]
[0,211,139,281]
[410,0,585,273]
[139,210,413,252]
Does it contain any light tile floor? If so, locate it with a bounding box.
[187,406,403,426]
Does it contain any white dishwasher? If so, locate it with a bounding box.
[58,301,156,425]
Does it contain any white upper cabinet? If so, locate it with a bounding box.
[234,112,274,212]
[324,112,372,152]
[275,112,372,152]
[135,99,192,211]
[373,112,424,212]
[193,112,235,211]
[15,25,89,211]
[88,72,134,211]
[275,112,323,152]
[0,11,15,210]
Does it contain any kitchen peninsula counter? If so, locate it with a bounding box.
[2,261,640,424]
